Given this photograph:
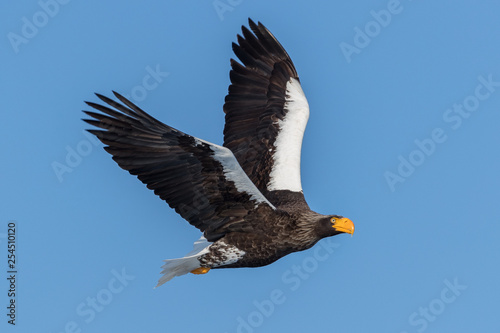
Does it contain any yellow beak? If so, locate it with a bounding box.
[333,217,355,235]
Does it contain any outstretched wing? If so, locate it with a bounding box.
[83,92,275,241]
[223,19,310,210]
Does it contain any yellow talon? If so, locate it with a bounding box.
[190,267,210,275]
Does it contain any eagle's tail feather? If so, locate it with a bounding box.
[155,236,211,287]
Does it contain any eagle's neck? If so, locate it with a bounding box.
[290,210,325,250]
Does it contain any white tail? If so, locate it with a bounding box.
[155,236,212,287]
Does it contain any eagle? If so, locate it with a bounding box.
[83,19,354,287]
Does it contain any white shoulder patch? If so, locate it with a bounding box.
[267,78,310,192]
[189,137,275,209]
[210,144,276,209]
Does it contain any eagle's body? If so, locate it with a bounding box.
[202,210,325,269]
[84,19,354,287]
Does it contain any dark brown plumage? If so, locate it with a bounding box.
[83,19,354,287]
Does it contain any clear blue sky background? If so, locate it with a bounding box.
[1,1,499,332]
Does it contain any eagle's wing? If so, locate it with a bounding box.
[83,92,276,241]
[223,19,310,210]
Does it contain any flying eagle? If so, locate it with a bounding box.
[84,19,354,287]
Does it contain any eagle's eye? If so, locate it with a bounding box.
[330,217,336,223]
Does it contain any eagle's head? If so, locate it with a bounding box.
[316,215,355,237]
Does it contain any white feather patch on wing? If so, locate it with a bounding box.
[210,144,276,209]
[190,137,275,209]
[268,78,310,192]
[156,236,211,287]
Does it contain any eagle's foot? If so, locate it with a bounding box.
[190,267,210,275]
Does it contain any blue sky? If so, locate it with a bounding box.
[2,0,500,332]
